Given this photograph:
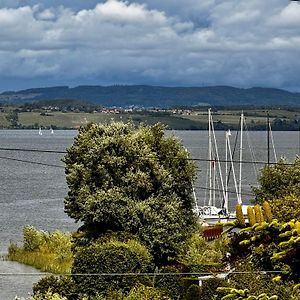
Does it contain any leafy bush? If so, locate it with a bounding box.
[72,238,154,297]
[33,275,76,299]
[155,265,184,299]
[23,225,46,251]
[178,233,222,266]
[126,285,171,300]
[253,157,300,202]
[185,284,201,300]
[8,226,73,273]
[270,194,300,222]
[199,278,227,300]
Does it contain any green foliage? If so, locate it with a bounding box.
[28,291,68,300]
[8,226,73,273]
[199,278,227,300]
[226,259,293,300]
[126,285,171,300]
[185,284,201,300]
[178,233,222,266]
[63,122,197,264]
[23,225,45,251]
[72,237,153,297]
[217,287,278,300]
[270,194,300,222]
[6,110,19,127]
[33,275,76,299]
[154,265,184,300]
[227,219,300,282]
[253,157,300,202]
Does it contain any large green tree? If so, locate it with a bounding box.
[63,122,197,264]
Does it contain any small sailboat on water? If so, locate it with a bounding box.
[38,127,42,136]
[50,127,54,134]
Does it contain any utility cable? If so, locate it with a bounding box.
[194,185,254,197]
[0,146,296,165]
[0,271,286,277]
[0,155,64,168]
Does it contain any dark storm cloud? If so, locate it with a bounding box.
[0,0,299,90]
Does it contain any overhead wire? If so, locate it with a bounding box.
[0,146,296,166]
[194,185,254,197]
[0,155,64,168]
[0,270,286,277]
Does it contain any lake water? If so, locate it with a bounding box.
[0,129,299,299]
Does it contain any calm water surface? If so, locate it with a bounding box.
[0,129,299,299]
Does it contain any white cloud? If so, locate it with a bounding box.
[0,0,300,90]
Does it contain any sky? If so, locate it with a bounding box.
[0,0,300,91]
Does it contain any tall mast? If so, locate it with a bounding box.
[227,134,242,204]
[238,113,244,204]
[224,130,231,213]
[208,109,212,206]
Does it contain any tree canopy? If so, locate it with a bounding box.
[253,157,300,202]
[63,122,197,263]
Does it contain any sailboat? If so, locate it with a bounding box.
[195,110,245,223]
[38,127,42,136]
[50,127,54,134]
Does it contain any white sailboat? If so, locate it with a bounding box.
[50,127,54,134]
[38,127,42,136]
[195,110,245,223]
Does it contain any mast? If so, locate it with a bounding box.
[227,134,242,205]
[208,109,212,206]
[210,113,227,205]
[238,113,244,204]
[269,122,277,162]
[224,130,231,213]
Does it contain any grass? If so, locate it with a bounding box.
[8,225,73,274]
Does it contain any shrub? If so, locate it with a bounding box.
[185,284,201,300]
[270,194,300,222]
[178,233,222,266]
[8,226,73,273]
[253,157,300,202]
[33,275,76,299]
[199,278,227,300]
[72,238,153,297]
[155,265,184,299]
[23,225,46,251]
[126,285,171,300]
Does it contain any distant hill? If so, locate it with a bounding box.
[0,85,300,107]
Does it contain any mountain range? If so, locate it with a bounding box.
[0,85,299,107]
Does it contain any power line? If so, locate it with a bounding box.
[0,155,64,168]
[0,147,66,154]
[0,271,285,277]
[0,146,296,166]
[194,185,254,197]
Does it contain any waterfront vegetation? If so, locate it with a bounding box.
[8,225,73,274]
[9,121,300,299]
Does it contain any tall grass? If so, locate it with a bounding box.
[8,225,73,273]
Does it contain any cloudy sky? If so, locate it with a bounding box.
[0,0,300,91]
